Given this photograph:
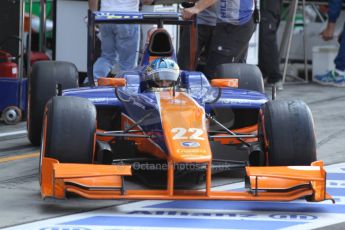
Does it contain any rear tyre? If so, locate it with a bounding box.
[41,96,96,163]
[258,100,316,166]
[214,63,265,93]
[28,61,79,146]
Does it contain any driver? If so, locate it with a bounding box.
[145,57,180,90]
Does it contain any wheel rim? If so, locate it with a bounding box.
[3,106,22,125]
[5,109,17,122]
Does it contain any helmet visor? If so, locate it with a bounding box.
[150,69,179,82]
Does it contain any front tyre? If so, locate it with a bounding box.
[41,96,96,164]
[258,100,317,166]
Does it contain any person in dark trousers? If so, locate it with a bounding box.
[258,0,283,90]
[177,4,217,72]
[182,0,256,79]
[314,0,345,87]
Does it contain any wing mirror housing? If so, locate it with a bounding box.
[98,77,126,87]
[211,79,238,88]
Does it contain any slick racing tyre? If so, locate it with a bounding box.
[41,96,96,163]
[27,61,79,146]
[214,63,265,93]
[258,100,317,166]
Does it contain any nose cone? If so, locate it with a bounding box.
[158,91,212,163]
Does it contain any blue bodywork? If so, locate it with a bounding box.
[63,71,268,110]
[63,71,268,154]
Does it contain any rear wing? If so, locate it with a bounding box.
[87,11,197,85]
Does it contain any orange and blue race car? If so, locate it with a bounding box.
[27,11,333,203]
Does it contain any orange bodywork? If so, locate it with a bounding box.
[246,161,331,202]
[41,157,132,199]
[160,91,212,163]
[213,125,258,145]
[211,79,239,88]
[40,156,333,202]
[98,77,126,87]
[121,113,167,159]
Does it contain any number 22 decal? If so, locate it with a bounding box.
[171,128,204,140]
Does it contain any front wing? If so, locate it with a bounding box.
[41,158,333,203]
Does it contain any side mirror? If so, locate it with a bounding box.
[98,77,126,87]
[211,79,238,88]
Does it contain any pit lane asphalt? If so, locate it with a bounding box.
[0,82,345,229]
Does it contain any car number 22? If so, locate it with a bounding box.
[171,128,204,140]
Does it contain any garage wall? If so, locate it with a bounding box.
[55,0,88,72]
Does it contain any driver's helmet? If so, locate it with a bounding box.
[145,57,180,88]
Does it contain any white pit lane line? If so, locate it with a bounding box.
[4,163,345,230]
[0,130,27,138]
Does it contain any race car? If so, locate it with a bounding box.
[28,11,333,202]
